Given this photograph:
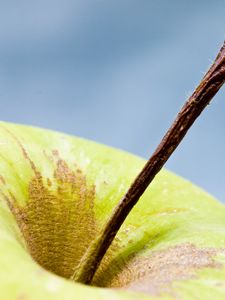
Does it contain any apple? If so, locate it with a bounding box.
[0,120,225,300]
[0,42,225,299]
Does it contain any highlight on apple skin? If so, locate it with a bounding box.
[0,121,225,300]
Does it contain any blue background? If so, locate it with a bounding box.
[0,1,225,203]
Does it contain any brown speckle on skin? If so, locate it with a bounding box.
[0,175,5,185]
[52,149,59,156]
[47,178,52,187]
[17,293,28,300]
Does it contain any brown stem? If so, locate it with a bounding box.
[71,41,225,284]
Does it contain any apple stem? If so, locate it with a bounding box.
[71,41,225,284]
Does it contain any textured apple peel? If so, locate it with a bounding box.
[0,131,224,297]
[4,160,224,296]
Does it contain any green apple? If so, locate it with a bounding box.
[0,121,224,300]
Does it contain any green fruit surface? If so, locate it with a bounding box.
[0,121,225,299]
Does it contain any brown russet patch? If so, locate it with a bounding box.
[101,243,222,296]
[0,127,122,282]
[2,137,97,278]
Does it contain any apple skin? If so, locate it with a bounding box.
[0,121,225,300]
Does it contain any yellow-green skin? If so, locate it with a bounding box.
[0,121,225,300]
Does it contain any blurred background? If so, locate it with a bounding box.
[0,1,225,202]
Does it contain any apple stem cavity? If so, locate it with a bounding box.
[71,41,225,285]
